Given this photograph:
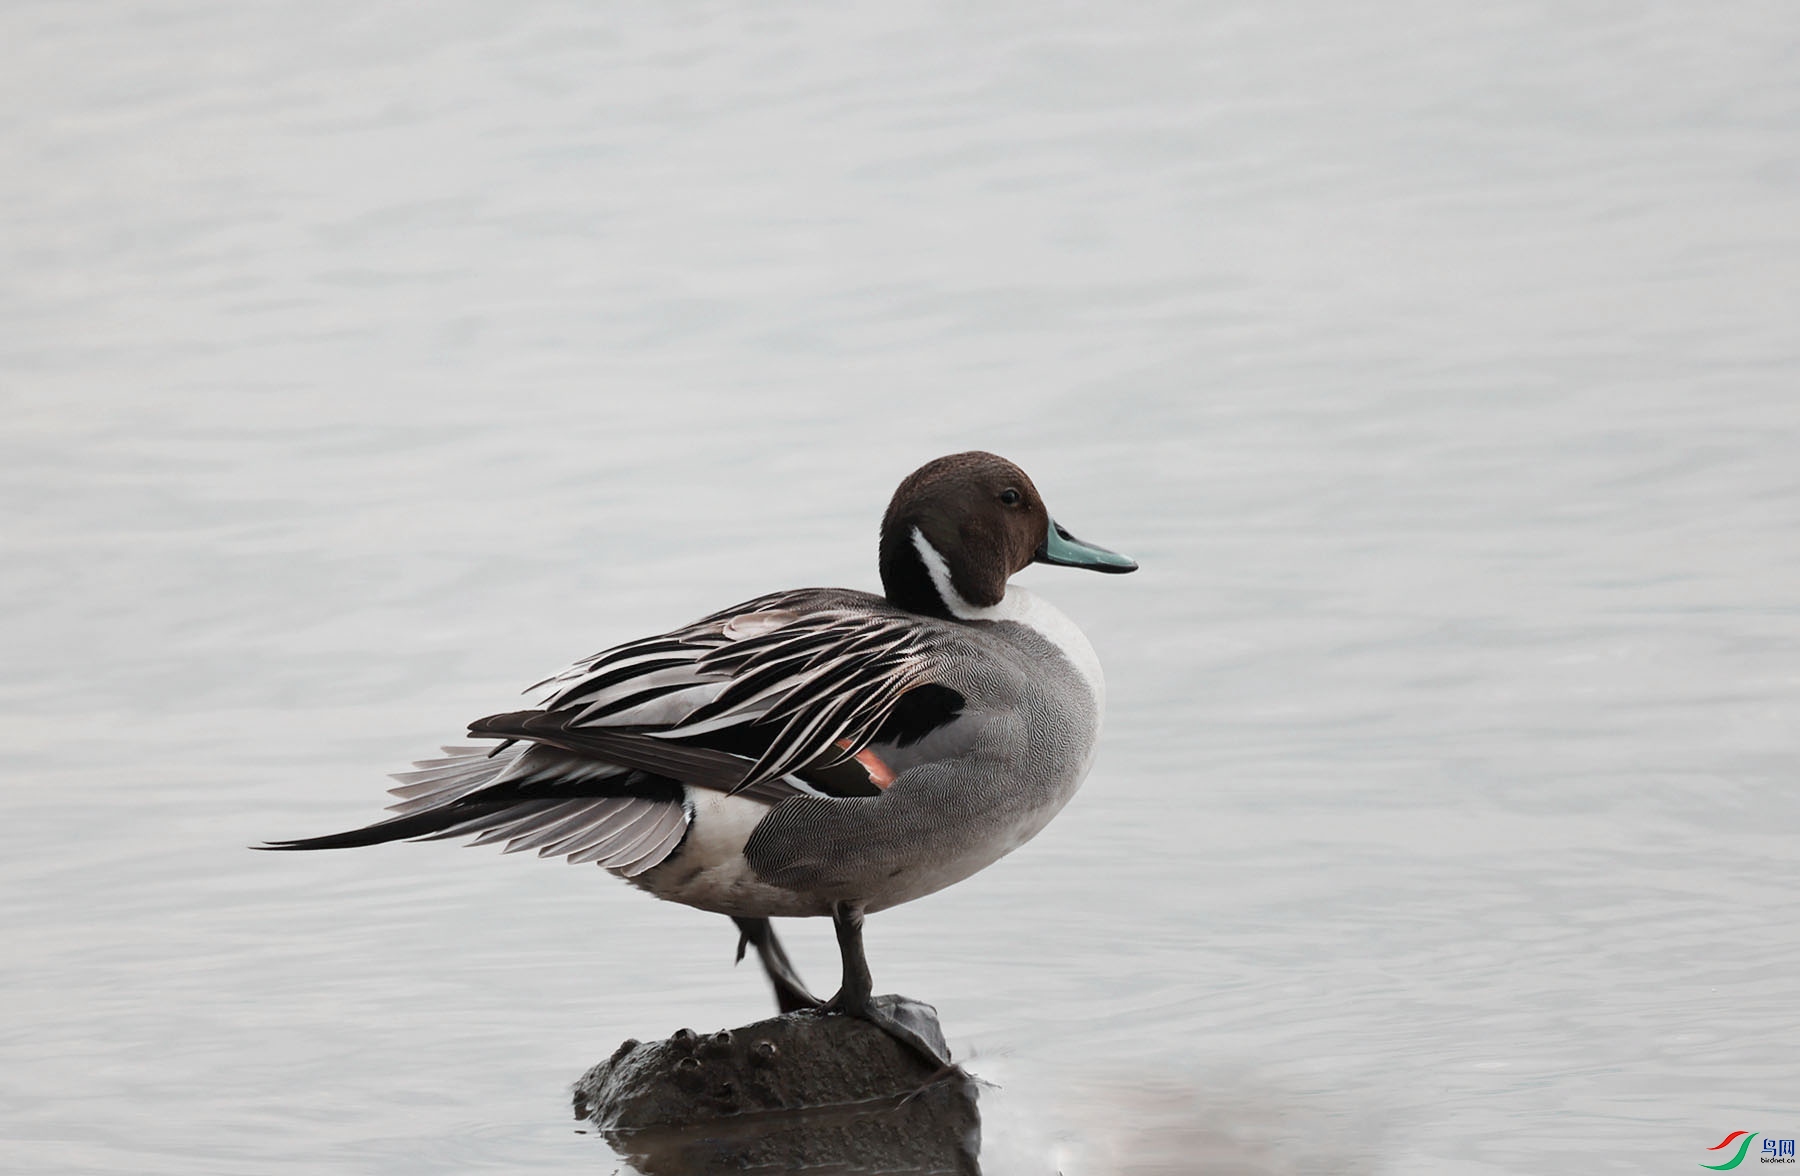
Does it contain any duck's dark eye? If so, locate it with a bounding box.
[998,488,1021,506]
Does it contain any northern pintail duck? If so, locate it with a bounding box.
[264,451,1135,1061]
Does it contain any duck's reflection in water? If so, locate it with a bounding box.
[594,1069,981,1175]
[590,1068,1377,1175]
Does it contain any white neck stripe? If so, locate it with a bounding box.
[911,527,1014,621]
[909,529,1106,707]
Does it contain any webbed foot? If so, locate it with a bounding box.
[819,902,953,1067]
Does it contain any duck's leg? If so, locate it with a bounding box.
[824,901,873,1012]
[731,916,822,1013]
[821,901,952,1066]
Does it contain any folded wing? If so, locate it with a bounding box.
[261,591,959,874]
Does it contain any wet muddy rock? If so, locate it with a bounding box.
[574,1004,979,1174]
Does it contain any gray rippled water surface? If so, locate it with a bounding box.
[3,3,1797,1173]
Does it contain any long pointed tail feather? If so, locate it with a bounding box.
[255,743,695,873]
[255,804,508,852]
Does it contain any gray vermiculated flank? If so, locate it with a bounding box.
[741,618,1097,911]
